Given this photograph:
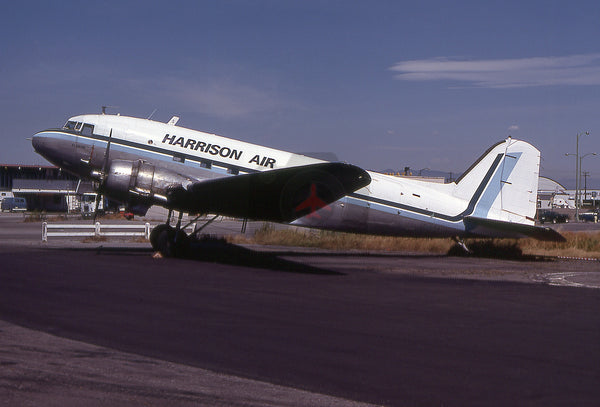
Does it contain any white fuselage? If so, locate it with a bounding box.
[32,114,535,239]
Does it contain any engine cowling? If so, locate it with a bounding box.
[104,160,194,205]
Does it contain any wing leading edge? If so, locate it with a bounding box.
[168,162,371,222]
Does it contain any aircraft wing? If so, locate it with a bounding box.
[168,162,371,222]
[464,216,566,242]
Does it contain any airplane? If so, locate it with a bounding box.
[32,113,564,256]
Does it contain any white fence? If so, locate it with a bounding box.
[42,222,152,242]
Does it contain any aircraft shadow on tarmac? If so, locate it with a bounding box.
[53,239,343,275]
[187,236,551,263]
[50,235,551,280]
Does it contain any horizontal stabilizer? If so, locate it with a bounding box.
[464,216,566,242]
[168,162,371,222]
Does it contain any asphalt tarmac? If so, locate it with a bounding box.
[1,214,600,406]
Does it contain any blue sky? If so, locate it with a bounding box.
[1,0,599,187]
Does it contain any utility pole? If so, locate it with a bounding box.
[569,131,590,221]
[579,152,597,209]
[582,171,590,204]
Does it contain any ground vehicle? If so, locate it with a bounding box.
[578,211,598,223]
[1,197,27,212]
[118,205,135,220]
[0,191,14,203]
[539,210,569,224]
[80,193,103,218]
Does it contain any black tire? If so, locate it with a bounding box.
[150,224,173,252]
[151,225,189,258]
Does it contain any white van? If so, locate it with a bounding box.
[0,191,14,205]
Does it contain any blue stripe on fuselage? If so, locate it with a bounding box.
[36,130,504,228]
[348,153,504,224]
[37,130,258,175]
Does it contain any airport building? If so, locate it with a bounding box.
[537,176,599,209]
[0,164,97,212]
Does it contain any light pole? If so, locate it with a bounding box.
[580,152,597,205]
[565,153,577,212]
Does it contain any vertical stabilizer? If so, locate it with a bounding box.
[453,138,540,225]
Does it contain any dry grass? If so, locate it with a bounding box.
[95,212,131,220]
[227,223,600,258]
[81,235,108,243]
[228,223,454,253]
[24,213,69,222]
[519,232,600,258]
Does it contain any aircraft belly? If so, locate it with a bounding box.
[366,208,451,237]
[294,198,464,238]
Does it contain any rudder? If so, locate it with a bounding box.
[453,138,540,225]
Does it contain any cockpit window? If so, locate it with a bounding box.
[81,123,94,136]
[74,122,83,131]
[64,121,77,130]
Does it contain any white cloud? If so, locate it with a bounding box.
[508,124,519,132]
[153,78,287,119]
[389,54,600,88]
[8,59,291,120]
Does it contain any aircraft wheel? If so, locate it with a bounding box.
[150,224,172,252]
[152,225,189,258]
[154,225,178,257]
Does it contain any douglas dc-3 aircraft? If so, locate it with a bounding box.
[32,113,564,256]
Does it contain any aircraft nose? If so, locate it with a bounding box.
[31,133,42,152]
[31,131,66,166]
[31,132,50,155]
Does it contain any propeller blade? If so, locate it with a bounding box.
[92,192,101,223]
[93,129,112,223]
[101,129,113,175]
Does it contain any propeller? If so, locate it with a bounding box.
[93,129,113,222]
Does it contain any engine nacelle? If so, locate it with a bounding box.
[104,160,194,205]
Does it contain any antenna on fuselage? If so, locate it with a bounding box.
[147,109,157,120]
[101,105,119,115]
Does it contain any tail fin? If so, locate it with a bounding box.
[453,138,540,225]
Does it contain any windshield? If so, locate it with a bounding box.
[64,120,77,130]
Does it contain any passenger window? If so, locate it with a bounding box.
[81,123,94,136]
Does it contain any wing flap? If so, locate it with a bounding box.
[464,216,566,242]
[168,162,370,222]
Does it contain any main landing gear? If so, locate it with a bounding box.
[451,236,472,255]
[447,236,524,259]
[149,210,219,257]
